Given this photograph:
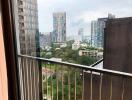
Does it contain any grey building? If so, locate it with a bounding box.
[91,21,98,47]
[14,0,39,56]
[13,0,40,100]
[39,32,51,49]
[52,12,66,43]
[78,28,84,42]
[91,14,115,48]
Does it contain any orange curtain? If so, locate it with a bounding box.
[0,14,8,100]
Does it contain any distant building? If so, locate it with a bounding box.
[39,32,51,49]
[72,41,81,50]
[79,50,103,59]
[79,50,97,57]
[60,43,67,48]
[78,28,84,42]
[91,14,115,48]
[52,12,66,43]
[83,35,91,44]
[91,21,98,47]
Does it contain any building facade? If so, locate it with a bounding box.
[13,0,40,100]
[91,21,98,47]
[91,14,115,48]
[78,28,84,42]
[39,32,51,49]
[52,12,66,43]
[14,0,39,56]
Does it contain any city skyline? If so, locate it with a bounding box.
[38,0,132,36]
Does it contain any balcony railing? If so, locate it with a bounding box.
[18,54,132,100]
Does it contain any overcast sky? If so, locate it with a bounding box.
[38,0,132,36]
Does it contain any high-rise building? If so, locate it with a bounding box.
[91,14,115,48]
[91,21,98,47]
[52,12,66,43]
[14,0,39,56]
[13,0,40,100]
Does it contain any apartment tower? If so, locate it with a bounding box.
[52,12,66,43]
[91,14,115,48]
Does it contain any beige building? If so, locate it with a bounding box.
[79,50,103,59]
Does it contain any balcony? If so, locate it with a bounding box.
[18,54,132,100]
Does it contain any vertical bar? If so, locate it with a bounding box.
[50,63,53,100]
[33,60,37,100]
[90,71,93,100]
[25,58,29,100]
[61,65,64,100]
[75,71,77,100]
[42,62,44,99]
[19,57,24,100]
[56,64,58,100]
[121,78,125,100]
[82,70,84,100]
[99,73,102,100]
[52,64,54,100]
[35,60,38,100]
[21,58,26,100]
[31,59,35,100]
[29,59,32,100]
[110,76,113,100]
[68,69,71,100]
[46,63,48,99]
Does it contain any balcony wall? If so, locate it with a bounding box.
[104,17,132,100]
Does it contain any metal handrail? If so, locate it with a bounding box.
[18,54,132,78]
[90,58,103,67]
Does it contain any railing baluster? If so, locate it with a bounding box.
[121,78,125,100]
[99,73,102,100]
[82,70,84,100]
[19,57,24,100]
[61,65,64,100]
[33,60,37,100]
[56,64,58,100]
[110,76,113,100]
[29,59,32,100]
[90,71,93,100]
[26,58,29,100]
[21,58,26,100]
[33,59,37,100]
[50,63,53,100]
[75,71,77,100]
[31,59,35,100]
[68,69,71,100]
[46,63,48,99]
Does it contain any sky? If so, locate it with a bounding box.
[38,0,132,36]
